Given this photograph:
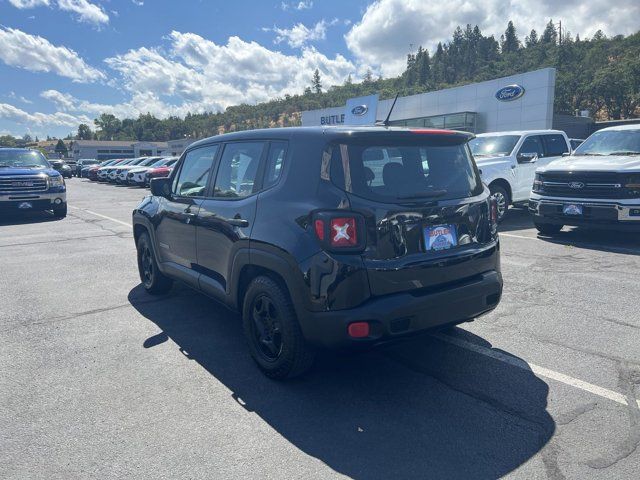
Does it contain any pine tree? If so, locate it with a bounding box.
[542,20,558,44]
[312,68,322,94]
[363,69,373,83]
[525,29,538,47]
[417,47,431,86]
[501,21,519,53]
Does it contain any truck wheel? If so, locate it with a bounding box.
[242,276,315,380]
[534,222,563,235]
[53,203,67,218]
[490,184,509,222]
[136,232,173,294]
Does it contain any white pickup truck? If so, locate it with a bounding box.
[469,130,571,221]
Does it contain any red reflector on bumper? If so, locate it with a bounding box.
[348,322,370,338]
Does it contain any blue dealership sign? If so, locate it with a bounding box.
[495,84,525,102]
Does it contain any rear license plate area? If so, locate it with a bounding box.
[424,224,458,251]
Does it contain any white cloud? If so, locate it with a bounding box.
[104,31,354,112]
[131,0,144,6]
[0,102,91,128]
[281,1,313,11]
[267,19,337,48]
[0,27,106,82]
[345,0,640,77]
[56,0,109,25]
[7,0,108,25]
[8,0,50,7]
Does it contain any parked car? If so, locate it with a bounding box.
[49,160,73,178]
[86,159,120,181]
[98,158,136,182]
[570,138,585,151]
[530,124,640,234]
[128,157,178,186]
[132,126,502,379]
[116,157,162,184]
[75,159,99,177]
[470,130,571,221]
[144,162,177,186]
[0,148,67,217]
[108,157,148,183]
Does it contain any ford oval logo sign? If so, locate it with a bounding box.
[351,105,368,116]
[495,84,525,102]
[569,181,585,189]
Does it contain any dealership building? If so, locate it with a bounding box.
[69,138,196,162]
[301,68,595,138]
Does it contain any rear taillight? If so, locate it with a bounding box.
[313,212,365,252]
[330,217,357,247]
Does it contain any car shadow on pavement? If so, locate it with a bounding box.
[535,228,640,256]
[129,284,555,480]
[0,211,60,226]
[498,207,535,233]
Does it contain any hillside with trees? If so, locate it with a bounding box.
[2,20,639,146]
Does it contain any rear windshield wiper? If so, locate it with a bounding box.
[398,189,448,200]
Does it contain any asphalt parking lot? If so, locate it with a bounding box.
[1,178,639,479]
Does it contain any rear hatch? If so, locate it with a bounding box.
[327,130,498,297]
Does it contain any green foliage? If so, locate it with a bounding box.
[312,69,322,94]
[54,139,68,156]
[77,124,93,140]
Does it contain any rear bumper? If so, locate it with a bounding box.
[529,195,640,231]
[299,270,502,348]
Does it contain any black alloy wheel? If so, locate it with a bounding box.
[250,294,284,361]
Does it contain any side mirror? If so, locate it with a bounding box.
[150,177,171,197]
[517,152,538,163]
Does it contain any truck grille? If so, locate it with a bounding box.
[538,172,639,199]
[0,175,48,193]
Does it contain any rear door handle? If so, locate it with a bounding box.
[226,218,249,228]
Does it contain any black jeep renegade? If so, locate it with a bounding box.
[132,126,502,379]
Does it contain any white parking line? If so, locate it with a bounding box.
[500,232,537,240]
[70,206,132,228]
[435,332,640,409]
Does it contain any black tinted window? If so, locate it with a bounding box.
[213,142,265,198]
[264,141,287,188]
[174,145,218,197]
[519,136,544,157]
[543,134,569,156]
[330,139,482,201]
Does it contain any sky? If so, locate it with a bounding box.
[0,0,639,139]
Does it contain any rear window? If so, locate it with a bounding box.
[328,138,483,202]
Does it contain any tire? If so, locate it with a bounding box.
[136,232,173,294]
[242,276,315,380]
[534,222,563,235]
[52,203,67,218]
[490,184,510,222]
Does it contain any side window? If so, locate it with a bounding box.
[173,145,218,197]
[543,134,569,156]
[213,142,265,198]
[263,141,287,188]
[518,136,544,158]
